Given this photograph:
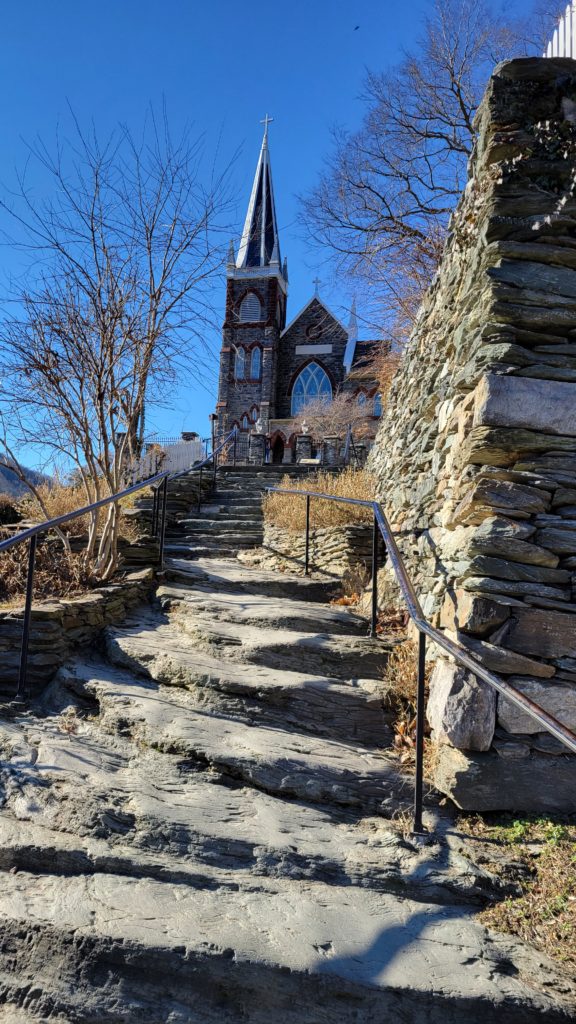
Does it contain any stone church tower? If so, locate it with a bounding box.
[215,120,381,458]
[216,118,287,435]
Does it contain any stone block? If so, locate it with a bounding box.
[450,630,555,678]
[498,676,576,734]
[451,477,549,526]
[499,606,576,659]
[536,525,576,555]
[427,659,496,751]
[439,590,509,637]
[465,555,570,585]
[469,516,557,566]
[434,745,576,812]
[473,372,576,438]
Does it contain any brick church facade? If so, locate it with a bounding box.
[215,121,381,461]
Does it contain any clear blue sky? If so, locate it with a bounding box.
[0,0,534,459]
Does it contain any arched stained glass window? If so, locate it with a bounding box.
[373,393,382,417]
[290,361,332,416]
[241,414,249,430]
[239,293,262,322]
[251,346,262,379]
[235,347,246,380]
[357,391,367,407]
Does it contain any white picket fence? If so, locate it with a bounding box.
[545,2,576,57]
[127,438,205,483]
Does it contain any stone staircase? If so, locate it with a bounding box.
[0,468,574,1021]
[165,464,315,560]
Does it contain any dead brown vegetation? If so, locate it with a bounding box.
[263,468,375,533]
[0,543,90,604]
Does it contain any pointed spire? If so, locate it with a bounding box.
[343,298,358,373]
[236,117,283,274]
[227,239,236,266]
[282,256,289,283]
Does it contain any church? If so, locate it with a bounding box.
[215,119,381,462]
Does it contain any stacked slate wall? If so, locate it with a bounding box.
[370,57,576,811]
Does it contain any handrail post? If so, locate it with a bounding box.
[370,510,378,637]
[158,476,168,568]
[413,630,427,835]
[151,487,159,537]
[213,450,218,485]
[233,433,237,467]
[15,534,37,701]
[198,466,203,513]
[304,495,311,576]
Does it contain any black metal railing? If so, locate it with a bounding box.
[268,486,576,834]
[0,428,237,702]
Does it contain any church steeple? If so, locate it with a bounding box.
[236,115,283,275]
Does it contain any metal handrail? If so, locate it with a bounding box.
[0,427,237,700]
[269,486,576,833]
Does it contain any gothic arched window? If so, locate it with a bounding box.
[251,346,262,380]
[373,393,382,417]
[235,347,246,380]
[290,361,332,416]
[239,292,262,322]
[241,413,250,430]
[357,390,367,407]
[250,405,259,421]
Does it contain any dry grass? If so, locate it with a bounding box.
[18,482,90,536]
[0,542,91,604]
[462,814,576,969]
[380,639,432,765]
[263,468,375,533]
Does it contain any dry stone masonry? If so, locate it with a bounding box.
[370,57,576,810]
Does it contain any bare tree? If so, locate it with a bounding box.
[302,0,559,344]
[0,112,231,578]
[291,392,374,440]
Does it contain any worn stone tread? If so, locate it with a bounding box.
[0,868,573,1023]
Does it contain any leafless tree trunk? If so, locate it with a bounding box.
[0,110,232,578]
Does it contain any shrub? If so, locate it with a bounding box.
[0,494,22,525]
[0,542,91,603]
[263,468,375,533]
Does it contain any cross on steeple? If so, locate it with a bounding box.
[260,113,274,139]
[313,276,321,295]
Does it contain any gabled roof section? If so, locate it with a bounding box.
[236,123,282,271]
[280,295,348,339]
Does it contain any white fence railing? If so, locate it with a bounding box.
[545,2,576,57]
[127,439,205,483]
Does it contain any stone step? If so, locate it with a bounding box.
[171,610,388,682]
[164,538,261,558]
[104,614,389,747]
[157,581,368,636]
[176,519,263,533]
[0,789,507,907]
[81,645,401,812]
[0,865,568,1023]
[164,557,340,603]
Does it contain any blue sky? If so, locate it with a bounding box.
[0,0,537,457]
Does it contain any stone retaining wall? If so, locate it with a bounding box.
[260,523,374,579]
[0,569,154,695]
[370,58,576,811]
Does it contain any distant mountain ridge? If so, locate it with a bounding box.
[0,462,48,498]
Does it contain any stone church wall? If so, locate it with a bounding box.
[370,57,576,810]
[276,298,349,420]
